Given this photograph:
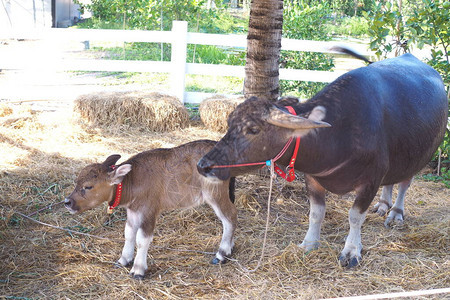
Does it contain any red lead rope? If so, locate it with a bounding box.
[211,106,301,182]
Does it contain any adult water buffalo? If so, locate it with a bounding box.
[197,49,448,268]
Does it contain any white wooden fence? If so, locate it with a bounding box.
[0,21,371,103]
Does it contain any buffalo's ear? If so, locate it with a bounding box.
[266,106,331,135]
[102,155,121,169]
[109,164,132,185]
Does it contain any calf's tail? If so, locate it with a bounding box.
[229,177,236,203]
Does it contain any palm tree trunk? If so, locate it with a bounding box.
[244,0,284,101]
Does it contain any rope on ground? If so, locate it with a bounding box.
[227,159,275,273]
[320,287,450,300]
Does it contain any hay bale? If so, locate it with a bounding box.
[199,95,244,132]
[74,91,189,132]
[0,103,13,117]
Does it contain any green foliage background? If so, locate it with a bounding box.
[75,0,448,182]
[364,0,449,183]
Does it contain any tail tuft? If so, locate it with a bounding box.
[330,46,372,64]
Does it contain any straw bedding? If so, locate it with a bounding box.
[199,96,244,132]
[74,91,189,132]
[0,103,448,299]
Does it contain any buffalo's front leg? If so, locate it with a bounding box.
[299,176,326,252]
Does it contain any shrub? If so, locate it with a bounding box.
[280,1,334,98]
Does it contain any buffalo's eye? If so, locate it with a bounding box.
[84,186,93,190]
[246,126,260,135]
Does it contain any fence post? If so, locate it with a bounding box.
[170,21,188,103]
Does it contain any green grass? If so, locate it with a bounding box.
[326,16,369,37]
[185,75,243,94]
[421,169,450,188]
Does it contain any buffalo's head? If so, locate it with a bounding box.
[64,155,131,214]
[197,97,330,180]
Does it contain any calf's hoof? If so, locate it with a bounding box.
[338,253,361,268]
[115,260,132,268]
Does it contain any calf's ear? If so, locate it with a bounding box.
[102,154,121,169]
[109,164,132,185]
[266,105,330,136]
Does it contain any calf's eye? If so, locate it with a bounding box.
[84,186,93,190]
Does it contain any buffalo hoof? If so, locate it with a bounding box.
[210,257,228,265]
[371,202,390,217]
[384,209,403,228]
[339,254,361,268]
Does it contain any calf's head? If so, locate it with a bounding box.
[197,97,330,180]
[65,155,131,214]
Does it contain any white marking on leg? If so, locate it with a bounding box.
[130,228,153,277]
[118,222,137,266]
[118,209,142,266]
[385,178,412,226]
[299,202,325,251]
[373,185,393,216]
[209,201,235,261]
[341,207,367,261]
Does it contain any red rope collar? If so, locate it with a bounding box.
[107,165,123,214]
[211,106,301,182]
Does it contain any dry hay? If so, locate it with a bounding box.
[0,103,449,299]
[74,91,189,132]
[199,95,244,132]
[0,103,13,117]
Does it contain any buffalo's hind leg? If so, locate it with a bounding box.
[372,185,393,216]
[384,178,412,227]
[339,183,379,268]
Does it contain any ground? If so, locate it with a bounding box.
[0,104,448,299]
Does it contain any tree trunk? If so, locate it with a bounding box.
[244,0,283,101]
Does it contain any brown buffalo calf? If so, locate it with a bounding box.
[65,140,236,279]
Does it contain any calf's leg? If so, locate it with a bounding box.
[120,209,157,279]
[130,228,154,280]
[206,190,237,264]
[117,220,138,267]
[299,176,326,252]
[117,208,142,267]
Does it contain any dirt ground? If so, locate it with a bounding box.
[0,103,448,299]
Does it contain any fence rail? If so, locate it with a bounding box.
[0,21,372,103]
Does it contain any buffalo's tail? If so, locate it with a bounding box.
[330,46,373,64]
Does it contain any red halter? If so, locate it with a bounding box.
[211,106,301,182]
